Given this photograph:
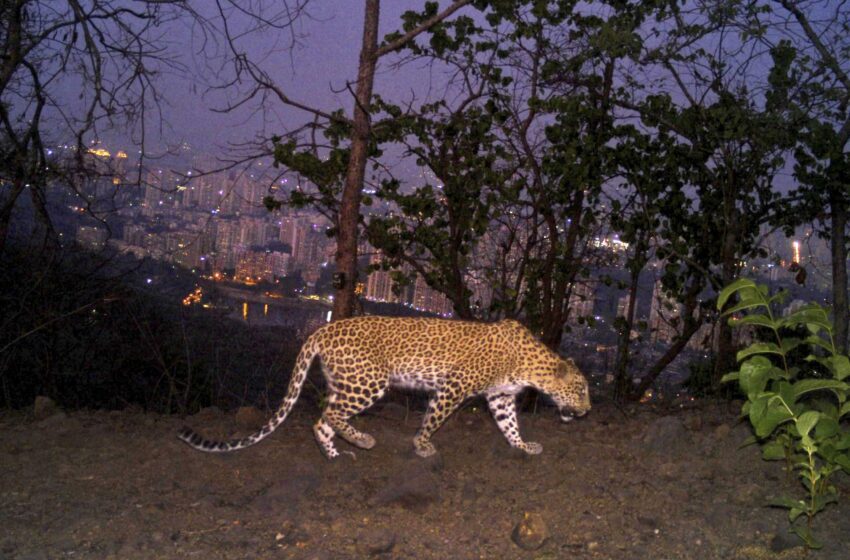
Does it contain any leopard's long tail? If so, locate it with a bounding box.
[177,337,318,453]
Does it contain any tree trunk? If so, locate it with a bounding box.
[332,0,379,321]
[713,205,740,386]
[613,260,643,403]
[830,184,849,354]
[629,281,703,399]
[630,317,702,399]
[0,178,26,256]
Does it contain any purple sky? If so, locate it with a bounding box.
[148,1,452,156]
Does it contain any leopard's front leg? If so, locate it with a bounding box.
[486,393,542,455]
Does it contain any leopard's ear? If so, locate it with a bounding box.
[558,358,578,377]
[556,361,569,378]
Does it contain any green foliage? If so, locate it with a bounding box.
[720,279,850,548]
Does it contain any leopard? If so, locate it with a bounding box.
[178,315,591,459]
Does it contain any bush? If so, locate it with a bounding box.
[0,248,302,413]
[719,279,850,548]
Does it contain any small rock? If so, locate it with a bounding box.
[36,411,69,429]
[683,415,703,432]
[359,528,396,556]
[769,531,799,553]
[658,461,678,480]
[587,541,600,551]
[714,423,732,440]
[637,515,659,529]
[33,396,59,421]
[235,406,267,430]
[193,406,223,421]
[274,521,310,546]
[511,511,549,551]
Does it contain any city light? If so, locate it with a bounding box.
[182,286,203,306]
[87,148,111,158]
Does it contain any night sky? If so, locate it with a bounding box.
[145,1,448,156]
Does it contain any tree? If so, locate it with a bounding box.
[746,1,850,353]
[366,99,511,319]
[619,0,797,387]
[0,0,185,255]
[223,0,474,320]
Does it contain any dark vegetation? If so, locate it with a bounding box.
[0,248,302,413]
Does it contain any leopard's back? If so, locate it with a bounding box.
[310,316,516,387]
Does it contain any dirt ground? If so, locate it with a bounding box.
[2,397,849,560]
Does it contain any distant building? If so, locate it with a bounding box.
[365,254,402,303]
[236,249,274,283]
[568,282,596,322]
[75,225,108,249]
[616,293,633,318]
[411,275,454,317]
[649,280,680,344]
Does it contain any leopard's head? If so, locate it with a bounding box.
[547,358,591,422]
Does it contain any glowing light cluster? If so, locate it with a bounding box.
[182,286,203,306]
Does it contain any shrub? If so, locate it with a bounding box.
[719,279,850,548]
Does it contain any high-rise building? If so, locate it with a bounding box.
[568,281,596,322]
[649,279,680,344]
[365,254,402,303]
[235,249,273,283]
[412,275,453,316]
[616,293,634,318]
[75,225,108,249]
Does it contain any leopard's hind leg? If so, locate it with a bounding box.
[313,364,387,458]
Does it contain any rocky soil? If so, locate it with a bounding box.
[2,397,849,559]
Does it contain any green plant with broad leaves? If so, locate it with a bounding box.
[719,278,850,549]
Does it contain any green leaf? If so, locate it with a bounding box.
[769,496,805,510]
[783,306,832,334]
[736,342,783,362]
[753,397,794,438]
[728,314,778,330]
[738,435,759,449]
[839,401,850,419]
[777,381,795,408]
[738,356,774,398]
[720,372,739,384]
[814,417,840,439]
[811,492,838,513]
[780,337,803,354]
[729,314,777,331]
[761,439,786,460]
[805,335,835,353]
[826,355,850,381]
[834,452,850,473]
[792,525,823,549]
[792,379,849,399]
[795,411,820,439]
[834,432,850,450]
[717,278,758,311]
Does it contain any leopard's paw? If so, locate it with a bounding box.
[414,440,437,458]
[522,441,543,455]
[353,433,376,450]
